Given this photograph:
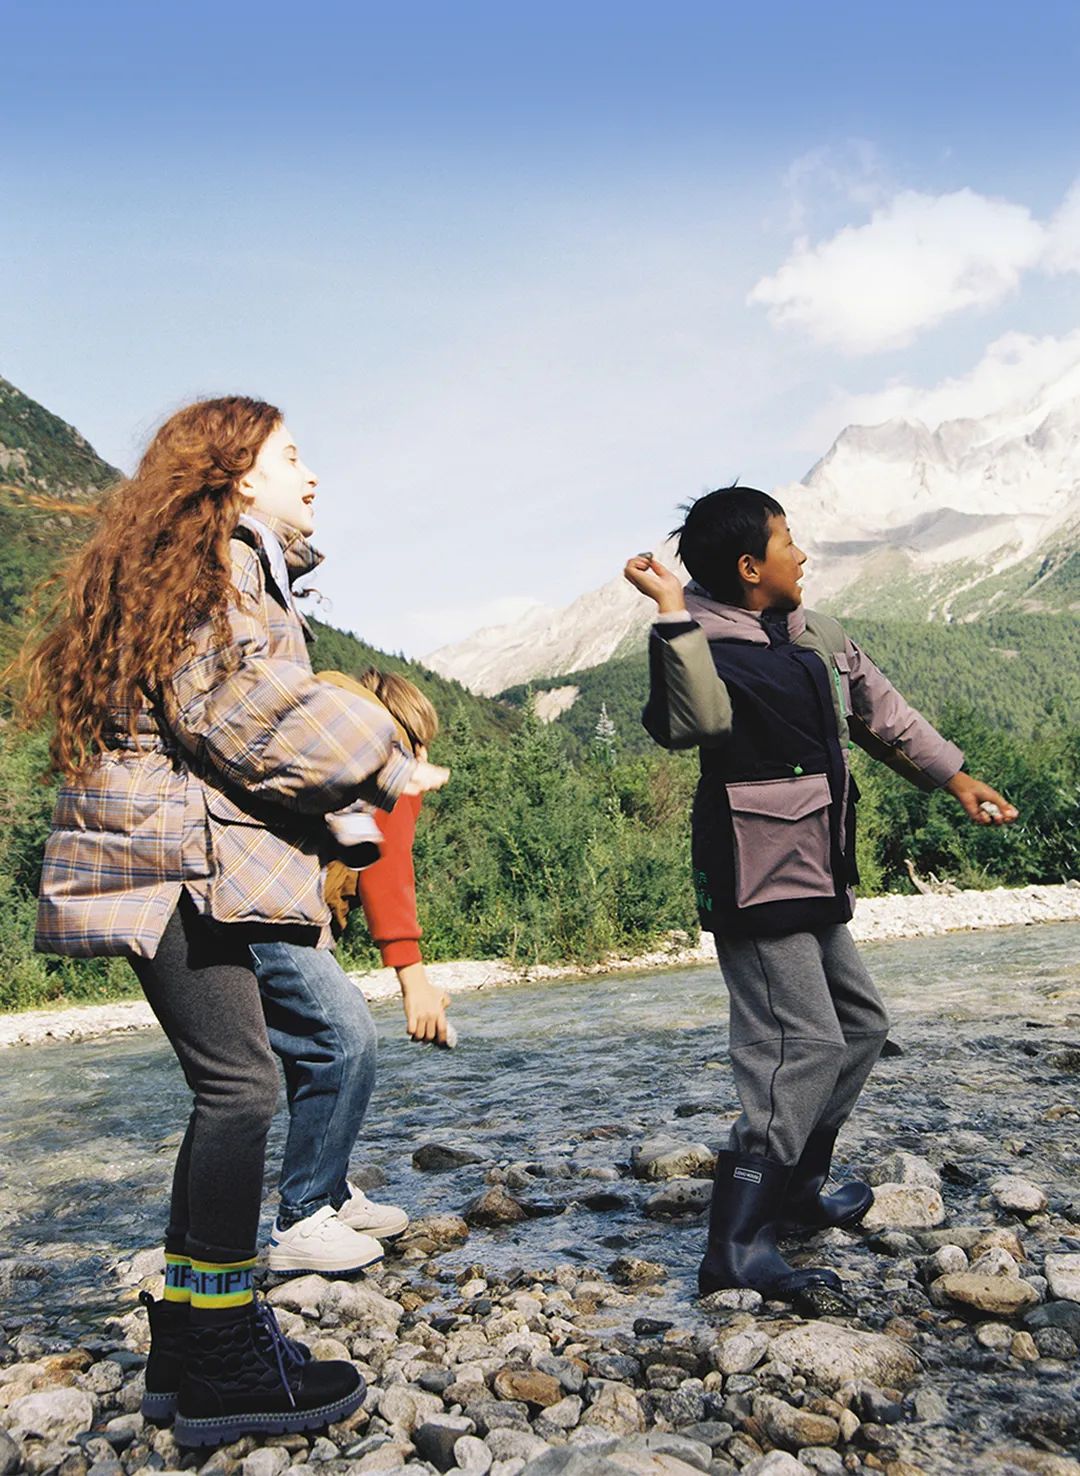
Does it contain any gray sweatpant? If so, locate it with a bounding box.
[715,924,890,1165]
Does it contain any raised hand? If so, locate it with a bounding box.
[623,554,687,615]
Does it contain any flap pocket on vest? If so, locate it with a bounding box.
[726,774,834,909]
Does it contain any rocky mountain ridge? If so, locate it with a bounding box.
[427,371,1080,695]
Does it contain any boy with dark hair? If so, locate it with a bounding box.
[625,486,1016,1300]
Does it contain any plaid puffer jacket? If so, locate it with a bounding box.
[35,517,413,958]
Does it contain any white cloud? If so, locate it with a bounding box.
[779,140,888,233]
[804,329,1080,443]
[750,187,1047,354]
[1045,179,1080,273]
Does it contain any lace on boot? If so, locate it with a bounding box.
[254,1299,304,1409]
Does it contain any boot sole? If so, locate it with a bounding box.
[141,1390,177,1424]
[174,1383,365,1447]
[267,1254,383,1278]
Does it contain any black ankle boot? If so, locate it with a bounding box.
[139,1290,313,1425]
[780,1128,873,1235]
[139,1292,187,1423]
[698,1151,843,1299]
[174,1299,364,1447]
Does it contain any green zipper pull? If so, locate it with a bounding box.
[793,764,804,776]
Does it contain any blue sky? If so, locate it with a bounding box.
[4,1,1080,654]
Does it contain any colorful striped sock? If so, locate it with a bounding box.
[189,1258,257,1312]
[163,1253,192,1304]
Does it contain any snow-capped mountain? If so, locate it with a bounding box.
[426,372,1080,695]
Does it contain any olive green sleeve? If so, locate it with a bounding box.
[642,623,734,750]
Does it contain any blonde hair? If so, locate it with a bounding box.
[355,668,438,753]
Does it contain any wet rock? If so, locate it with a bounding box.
[860,1185,945,1231]
[240,1449,290,1476]
[414,1416,477,1470]
[631,1140,716,1182]
[321,1279,404,1329]
[463,1188,529,1228]
[698,1288,763,1313]
[0,1429,18,1476]
[1033,1325,1078,1358]
[533,1397,583,1440]
[910,1388,948,1424]
[921,1245,967,1280]
[654,1384,707,1429]
[709,1329,770,1376]
[402,1215,472,1251]
[590,1355,641,1384]
[795,1451,844,1476]
[580,1381,646,1435]
[1024,1300,1080,1340]
[984,1451,1080,1476]
[971,1227,1027,1262]
[7,1387,97,1443]
[752,1394,839,1451]
[608,1258,666,1287]
[643,1181,711,1219]
[377,1383,445,1432]
[623,1433,712,1472]
[1045,1253,1080,1301]
[766,1325,919,1392]
[975,1322,1013,1351]
[930,1272,1040,1316]
[741,1454,803,1475]
[536,1358,585,1397]
[414,1142,486,1172]
[990,1175,1048,1215]
[867,1153,940,1189]
[968,1248,1021,1278]
[492,1370,563,1410]
[484,1429,550,1463]
[454,1434,494,1473]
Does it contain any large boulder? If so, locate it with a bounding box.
[767,1324,920,1392]
[861,1184,945,1231]
[930,1273,1041,1316]
[6,1387,97,1444]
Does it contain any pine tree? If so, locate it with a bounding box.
[593,702,618,764]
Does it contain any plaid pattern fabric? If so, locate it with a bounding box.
[36,525,414,959]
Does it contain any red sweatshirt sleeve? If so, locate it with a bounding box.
[356,792,423,968]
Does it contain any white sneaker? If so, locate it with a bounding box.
[337,1182,410,1240]
[267,1204,384,1276]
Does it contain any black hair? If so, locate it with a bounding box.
[672,484,785,604]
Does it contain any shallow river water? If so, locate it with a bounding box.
[2,922,1078,1319]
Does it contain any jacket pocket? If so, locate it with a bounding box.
[726,774,833,909]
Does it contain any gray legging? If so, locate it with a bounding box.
[129,895,282,1264]
[715,923,891,1165]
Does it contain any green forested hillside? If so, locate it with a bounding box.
[500,614,1080,755]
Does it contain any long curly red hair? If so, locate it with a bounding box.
[15,396,282,777]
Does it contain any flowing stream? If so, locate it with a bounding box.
[2,922,1077,1332]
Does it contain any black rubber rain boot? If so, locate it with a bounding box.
[780,1127,873,1236]
[698,1150,843,1299]
[174,1299,364,1447]
[139,1291,187,1424]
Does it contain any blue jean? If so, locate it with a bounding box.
[250,941,378,1228]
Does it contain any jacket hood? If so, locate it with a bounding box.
[684,581,808,645]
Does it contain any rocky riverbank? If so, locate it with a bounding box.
[2,884,1078,1051]
[2,1138,1079,1476]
